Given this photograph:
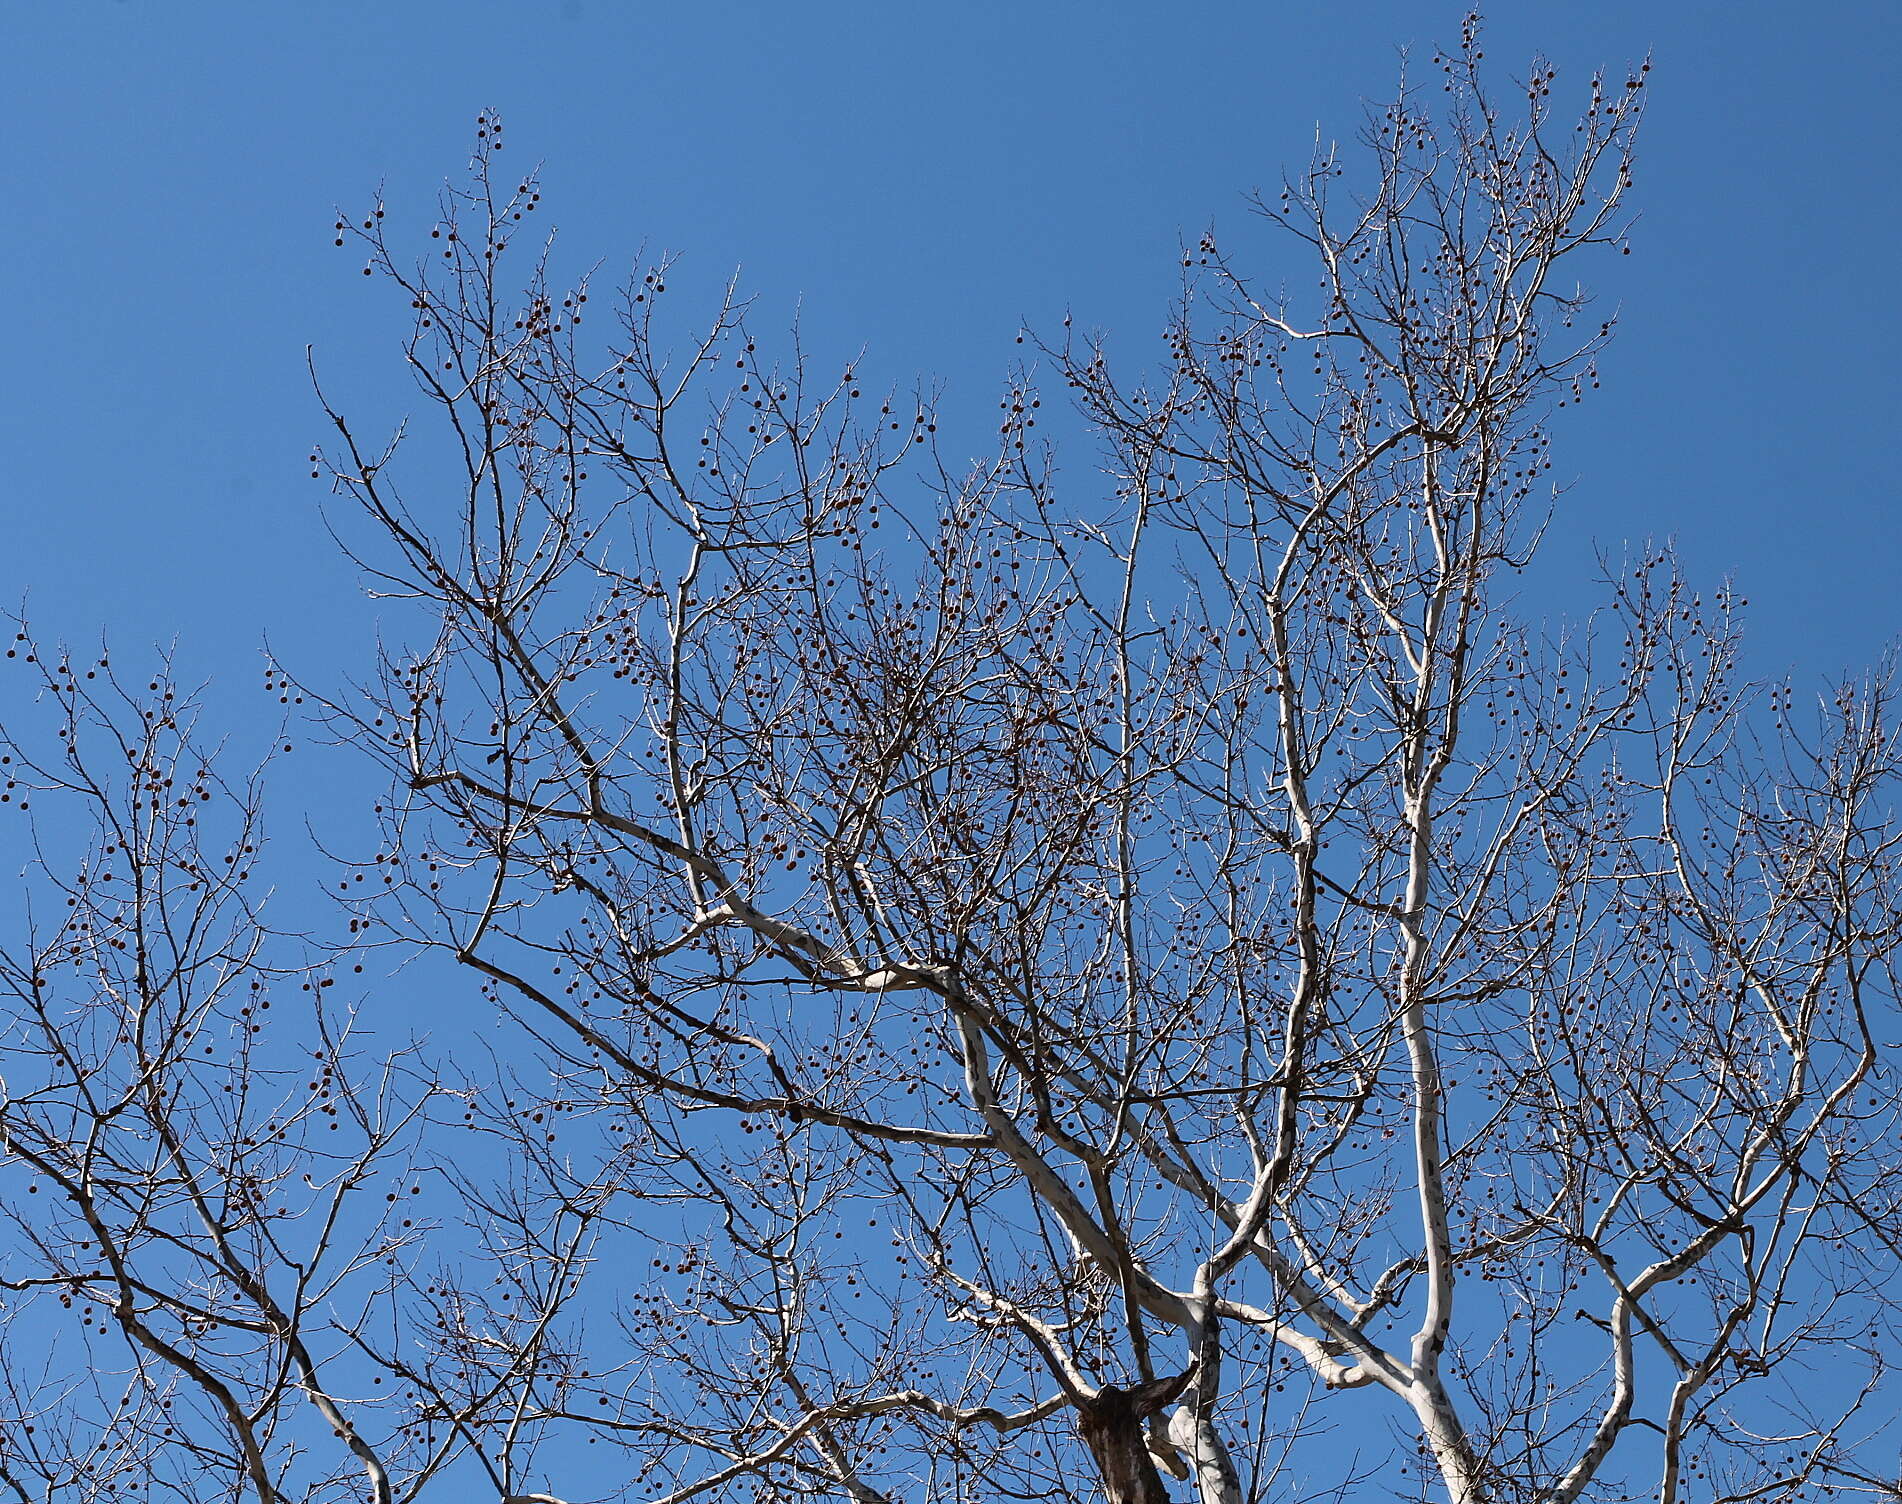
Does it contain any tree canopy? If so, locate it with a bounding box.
[2,21,1898,1504]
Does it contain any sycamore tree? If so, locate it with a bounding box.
[2,16,1899,1504]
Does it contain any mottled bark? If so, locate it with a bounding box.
[1074,1373,1196,1504]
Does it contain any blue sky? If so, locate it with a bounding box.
[2,0,1896,704]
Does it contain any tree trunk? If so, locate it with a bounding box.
[1075,1374,1195,1504]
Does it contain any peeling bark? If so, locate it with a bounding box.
[1074,1371,1197,1504]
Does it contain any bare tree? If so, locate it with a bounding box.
[305,22,1902,1504]
[6,16,1899,1504]
[0,636,469,1503]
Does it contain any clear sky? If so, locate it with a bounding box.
[2,0,1896,702]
